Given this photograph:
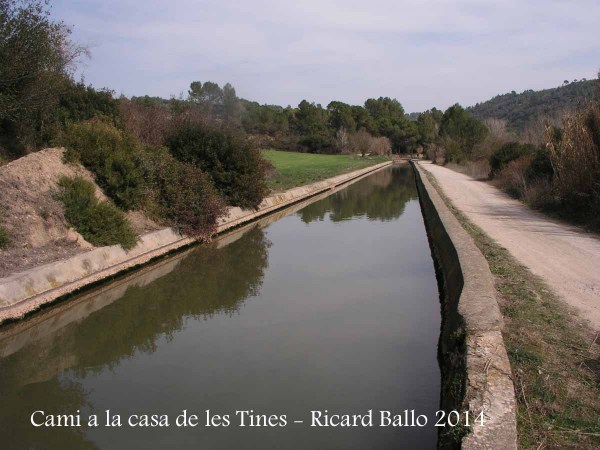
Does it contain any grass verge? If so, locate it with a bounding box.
[262,150,389,192]
[424,170,600,449]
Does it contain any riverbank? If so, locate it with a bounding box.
[419,162,600,449]
[0,161,392,324]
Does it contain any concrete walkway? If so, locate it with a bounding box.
[420,162,600,331]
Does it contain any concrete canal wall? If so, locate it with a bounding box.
[0,161,391,323]
[413,161,517,449]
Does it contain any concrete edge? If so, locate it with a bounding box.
[412,161,517,449]
[0,160,392,323]
[0,186,356,357]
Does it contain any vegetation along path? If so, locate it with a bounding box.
[420,162,600,330]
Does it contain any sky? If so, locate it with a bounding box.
[51,0,600,112]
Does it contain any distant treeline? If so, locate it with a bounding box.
[2,0,599,240]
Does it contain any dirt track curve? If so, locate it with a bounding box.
[420,162,600,331]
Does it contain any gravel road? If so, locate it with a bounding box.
[420,162,600,331]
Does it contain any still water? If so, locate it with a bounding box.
[0,165,441,449]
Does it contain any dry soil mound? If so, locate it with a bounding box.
[0,148,159,278]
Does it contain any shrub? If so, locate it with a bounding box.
[522,178,555,209]
[119,97,172,147]
[427,144,445,164]
[0,207,8,249]
[0,225,9,249]
[495,155,558,210]
[495,155,532,198]
[54,82,121,128]
[0,209,9,249]
[349,128,373,156]
[546,102,600,228]
[489,142,536,177]
[370,136,392,156]
[139,147,226,239]
[57,118,144,210]
[58,176,138,249]
[444,139,468,164]
[165,122,268,208]
[299,132,338,154]
[546,103,600,203]
[525,147,554,182]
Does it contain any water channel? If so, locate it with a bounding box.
[0,165,441,449]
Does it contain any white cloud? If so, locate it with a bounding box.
[53,0,600,111]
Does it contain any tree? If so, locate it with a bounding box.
[240,100,290,135]
[350,128,373,156]
[292,100,329,135]
[351,105,374,131]
[222,82,240,124]
[0,0,87,156]
[364,97,405,125]
[416,109,442,146]
[188,81,224,116]
[440,104,488,156]
[335,127,350,152]
[327,101,356,131]
[165,122,268,208]
[363,97,418,152]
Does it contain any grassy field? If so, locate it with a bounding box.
[262,150,389,192]
[425,172,600,449]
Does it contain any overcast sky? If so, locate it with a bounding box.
[52,0,599,112]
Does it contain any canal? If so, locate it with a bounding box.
[0,165,441,449]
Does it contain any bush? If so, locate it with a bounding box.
[54,82,121,129]
[0,209,9,249]
[299,132,338,154]
[165,122,268,208]
[546,102,600,228]
[0,225,8,249]
[119,97,172,147]
[495,155,532,198]
[349,128,373,156]
[489,142,536,177]
[139,147,226,239]
[495,155,557,209]
[525,147,554,181]
[370,136,392,155]
[58,118,144,210]
[442,138,469,164]
[58,176,138,249]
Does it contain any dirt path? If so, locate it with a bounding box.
[420,161,600,331]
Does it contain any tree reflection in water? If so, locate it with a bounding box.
[0,227,271,447]
[297,165,417,223]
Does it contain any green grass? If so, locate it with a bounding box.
[425,171,600,449]
[262,150,389,192]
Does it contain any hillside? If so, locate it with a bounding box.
[468,79,597,131]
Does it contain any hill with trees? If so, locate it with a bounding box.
[467,79,597,131]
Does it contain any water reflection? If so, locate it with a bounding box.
[0,227,270,446]
[298,165,417,223]
[0,165,440,450]
[1,227,270,386]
